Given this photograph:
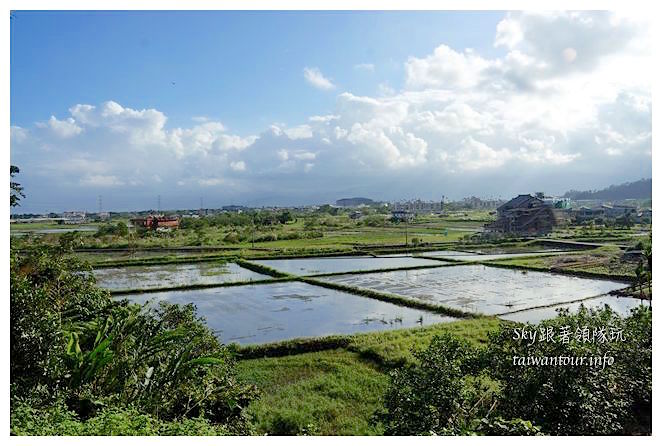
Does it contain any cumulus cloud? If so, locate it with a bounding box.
[10,11,651,211]
[36,116,83,138]
[303,67,335,90]
[405,45,493,89]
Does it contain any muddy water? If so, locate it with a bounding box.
[252,256,446,276]
[320,265,626,315]
[95,262,269,290]
[120,281,457,345]
[417,251,574,261]
[499,295,650,324]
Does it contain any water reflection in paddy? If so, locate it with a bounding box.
[417,251,574,261]
[252,256,446,275]
[121,281,456,345]
[95,262,269,290]
[499,295,650,324]
[320,265,626,315]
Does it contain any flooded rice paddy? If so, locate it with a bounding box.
[416,251,575,261]
[499,295,650,324]
[121,281,456,344]
[252,256,446,276]
[105,253,634,344]
[95,262,269,290]
[319,265,626,315]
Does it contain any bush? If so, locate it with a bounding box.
[223,232,241,244]
[377,333,495,435]
[95,222,128,238]
[487,305,652,435]
[10,400,232,435]
[10,243,257,435]
[377,306,652,435]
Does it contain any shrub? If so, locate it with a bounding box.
[377,333,496,435]
[10,399,232,436]
[377,306,651,435]
[10,243,257,435]
[223,232,240,244]
[487,305,651,435]
[95,222,128,238]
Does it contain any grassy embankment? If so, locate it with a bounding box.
[235,317,502,435]
[485,245,639,281]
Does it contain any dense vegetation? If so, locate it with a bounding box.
[378,306,651,435]
[10,243,257,435]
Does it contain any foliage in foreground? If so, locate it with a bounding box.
[10,244,257,435]
[378,306,652,435]
[237,350,388,435]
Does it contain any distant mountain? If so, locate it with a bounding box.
[563,178,652,200]
[335,197,375,207]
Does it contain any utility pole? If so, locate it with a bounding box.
[251,215,256,249]
[405,215,409,249]
[157,195,161,214]
[98,195,102,214]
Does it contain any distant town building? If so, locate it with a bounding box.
[336,197,375,208]
[61,211,87,224]
[221,205,247,212]
[487,194,566,235]
[573,202,642,223]
[130,215,180,229]
[391,210,414,222]
[391,199,443,215]
[461,196,503,210]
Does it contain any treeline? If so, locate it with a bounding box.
[564,178,651,200]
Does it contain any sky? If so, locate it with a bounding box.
[10,10,652,213]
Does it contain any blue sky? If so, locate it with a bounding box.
[10,11,652,213]
[11,11,504,133]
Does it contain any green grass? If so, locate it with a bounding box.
[346,317,502,366]
[237,349,389,435]
[236,317,502,366]
[487,246,637,281]
[235,317,502,435]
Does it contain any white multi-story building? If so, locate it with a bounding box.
[391,199,443,215]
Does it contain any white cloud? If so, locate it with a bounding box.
[10,11,651,210]
[303,67,335,90]
[37,116,83,138]
[198,178,225,186]
[230,160,246,171]
[405,45,493,89]
[309,114,339,123]
[80,174,124,187]
[454,137,511,171]
[11,126,29,143]
[283,124,313,139]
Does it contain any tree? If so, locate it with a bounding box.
[10,165,25,207]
